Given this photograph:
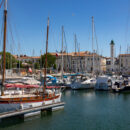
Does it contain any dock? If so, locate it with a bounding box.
[0,102,65,120]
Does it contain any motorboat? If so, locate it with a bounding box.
[112,77,130,92]
[71,75,96,90]
[95,76,112,90]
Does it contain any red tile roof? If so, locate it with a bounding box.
[119,54,130,56]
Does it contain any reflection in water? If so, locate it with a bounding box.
[1,90,130,130]
[0,115,24,128]
[120,92,130,101]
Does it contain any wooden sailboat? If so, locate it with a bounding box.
[0,0,61,111]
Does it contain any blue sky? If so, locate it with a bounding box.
[0,0,130,57]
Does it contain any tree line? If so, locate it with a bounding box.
[0,52,56,70]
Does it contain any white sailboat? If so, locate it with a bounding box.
[71,75,96,90]
[71,16,97,90]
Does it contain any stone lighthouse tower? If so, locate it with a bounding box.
[110,40,115,72]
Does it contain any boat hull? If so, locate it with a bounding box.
[95,83,111,91]
[71,82,95,90]
[112,85,130,92]
[0,93,61,112]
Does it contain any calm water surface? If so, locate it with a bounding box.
[0,90,130,130]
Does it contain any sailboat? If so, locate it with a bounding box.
[71,17,97,90]
[0,0,61,112]
[70,74,96,90]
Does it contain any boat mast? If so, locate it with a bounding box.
[1,0,7,96]
[43,17,49,93]
[74,34,77,54]
[40,50,42,69]
[74,34,77,73]
[18,43,20,75]
[92,16,94,75]
[61,26,64,79]
[94,21,100,74]
[119,45,121,73]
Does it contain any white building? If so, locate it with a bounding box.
[110,40,115,71]
[106,57,119,73]
[17,55,40,63]
[119,54,130,74]
[51,51,106,74]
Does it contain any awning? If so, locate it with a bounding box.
[5,84,40,88]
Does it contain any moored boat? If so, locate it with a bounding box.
[71,75,96,90]
[0,90,61,112]
[95,76,112,91]
[112,77,130,92]
[0,2,61,113]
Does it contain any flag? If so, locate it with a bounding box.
[56,53,59,57]
[56,50,59,57]
[28,67,32,73]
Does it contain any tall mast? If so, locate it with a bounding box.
[40,50,42,69]
[32,49,35,72]
[94,20,100,74]
[78,42,81,73]
[43,17,49,93]
[74,34,77,54]
[92,16,94,75]
[119,45,121,73]
[74,34,77,73]
[1,0,7,96]
[61,26,64,79]
[18,42,20,75]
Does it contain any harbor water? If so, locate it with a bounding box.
[1,90,130,130]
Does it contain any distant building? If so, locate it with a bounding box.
[17,55,40,63]
[13,51,107,74]
[13,55,40,68]
[13,49,130,74]
[110,40,115,72]
[51,51,106,74]
[106,57,119,73]
[106,53,130,74]
[51,52,72,72]
[119,54,130,74]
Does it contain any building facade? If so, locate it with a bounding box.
[110,40,115,71]
[51,51,106,74]
[119,54,130,74]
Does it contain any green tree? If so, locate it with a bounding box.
[16,60,23,68]
[0,52,17,69]
[26,60,33,65]
[34,62,40,69]
[41,53,56,69]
